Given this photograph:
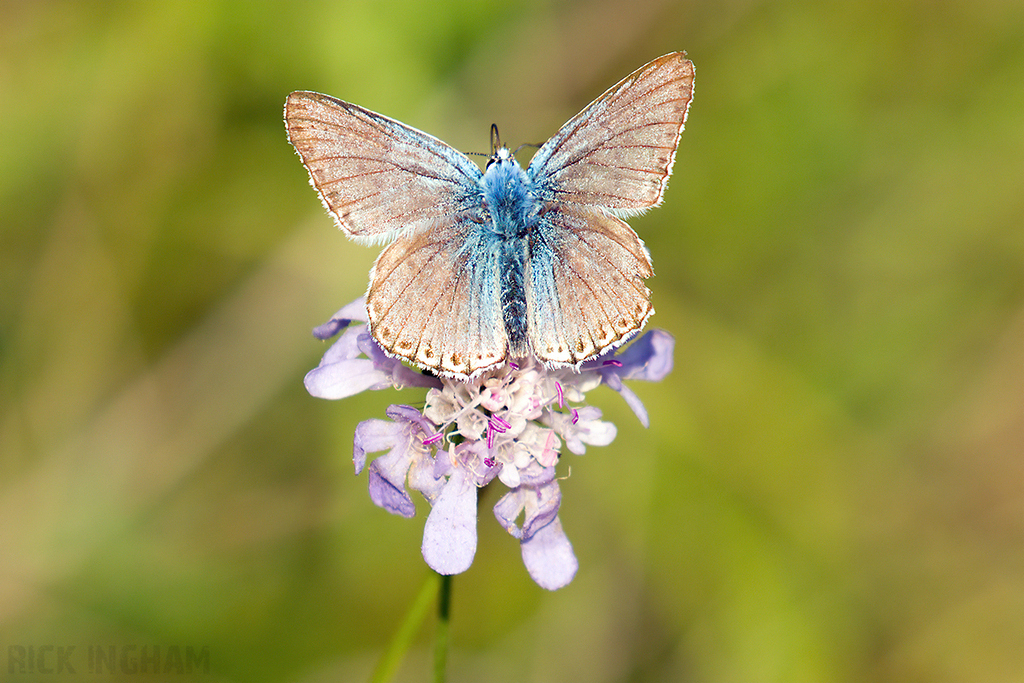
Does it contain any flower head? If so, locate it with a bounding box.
[306,298,674,590]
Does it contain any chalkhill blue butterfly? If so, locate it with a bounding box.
[285,52,694,378]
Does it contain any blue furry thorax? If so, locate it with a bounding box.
[480,148,537,238]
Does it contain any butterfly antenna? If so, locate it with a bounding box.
[513,141,542,156]
[463,125,503,160]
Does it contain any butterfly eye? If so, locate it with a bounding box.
[486,148,509,170]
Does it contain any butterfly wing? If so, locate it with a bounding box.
[527,52,694,215]
[526,207,654,365]
[523,53,693,365]
[284,91,483,243]
[367,218,508,377]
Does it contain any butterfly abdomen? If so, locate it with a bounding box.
[499,239,530,358]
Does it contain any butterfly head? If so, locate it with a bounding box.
[486,145,515,170]
[485,123,516,170]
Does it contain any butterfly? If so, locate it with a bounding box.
[285,52,694,379]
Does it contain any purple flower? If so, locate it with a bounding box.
[305,298,441,399]
[308,299,674,590]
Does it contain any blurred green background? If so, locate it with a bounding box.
[2,1,1022,681]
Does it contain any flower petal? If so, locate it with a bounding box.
[615,382,650,428]
[579,417,616,447]
[367,446,416,518]
[408,450,445,503]
[352,418,400,473]
[422,468,478,575]
[391,363,443,390]
[312,298,368,339]
[521,480,562,541]
[498,462,521,489]
[553,406,617,454]
[521,517,578,590]
[616,329,675,381]
[305,358,391,399]
[385,404,434,430]
[306,325,440,399]
[368,463,416,518]
[493,489,525,539]
[516,462,556,488]
[322,325,367,363]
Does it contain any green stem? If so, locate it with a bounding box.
[433,573,453,683]
[369,574,439,683]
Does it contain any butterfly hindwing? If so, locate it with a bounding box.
[526,207,654,366]
[367,218,508,377]
[528,53,694,215]
[285,91,482,243]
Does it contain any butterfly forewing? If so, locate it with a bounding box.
[527,53,694,214]
[285,92,482,242]
[367,219,507,377]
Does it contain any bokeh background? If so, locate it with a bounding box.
[2,1,1023,681]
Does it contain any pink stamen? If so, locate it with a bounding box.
[571,408,579,424]
[555,381,564,408]
[487,425,495,449]
[490,415,511,431]
[423,432,444,445]
[509,361,519,370]
[484,457,496,468]
[538,429,560,467]
[603,359,623,367]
